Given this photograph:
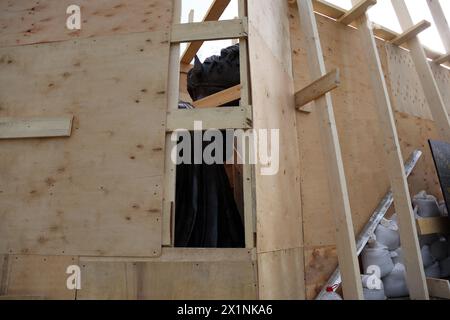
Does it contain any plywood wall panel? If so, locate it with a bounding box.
[0,0,172,48]
[0,30,170,257]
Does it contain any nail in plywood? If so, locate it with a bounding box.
[391,0,450,143]
[193,84,242,108]
[390,20,431,46]
[181,0,232,64]
[337,0,377,25]
[351,0,428,299]
[0,31,171,257]
[171,19,247,43]
[296,0,363,300]
[0,116,73,139]
[295,68,340,111]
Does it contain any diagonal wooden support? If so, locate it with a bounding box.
[181,0,232,64]
[193,84,241,108]
[351,0,429,299]
[295,68,340,111]
[338,0,377,25]
[427,0,450,65]
[434,53,450,65]
[390,20,431,46]
[296,0,363,300]
[391,0,450,143]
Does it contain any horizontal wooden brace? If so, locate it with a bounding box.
[0,116,73,139]
[180,0,232,64]
[337,0,377,25]
[295,68,340,111]
[166,105,252,131]
[434,52,450,65]
[193,85,241,108]
[416,216,450,235]
[390,20,431,46]
[171,18,248,43]
[427,278,450,299]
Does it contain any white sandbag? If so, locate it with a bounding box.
[440,257,450,278]
[439,201,448,217]
[425,262,441,278]
[361,274,386,300]
[419,234,439,247]
[421,245,436,268]
[375,218,400,250]
[363,287,387,300]
[362,241,394,278]
[413,191,441,218]
[382,263,409,298]
[391,248,403,265]
[430,237,449,261]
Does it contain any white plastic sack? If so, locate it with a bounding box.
[430,237,449,261]
[421,245,436,268]
[413,191,441,218]
[382,263,409,298]
[391,248,403,265]
[425,262,441,278]
[375,218,400,250]
[440,257,450,278]
[439,201,448,217]
[361,275,386,300]
[362,241,394,278]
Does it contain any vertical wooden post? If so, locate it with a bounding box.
[349,0,428,299]
[391,0,450,142]
[296,0,363,300]
[426,0,450,60]
[162,0,182,246]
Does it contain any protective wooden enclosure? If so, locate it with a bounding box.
[0,0,449,300]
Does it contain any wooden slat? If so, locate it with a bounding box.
[166,105,252,131]
[427,278,450,299]
[180,0,232,64]
[193,85,241,108]
[337,0,377,25]
[427,0,450,54]
[391,20,431,46]
[171,19,247,43]
[297,0,363,300]
[0,116,73,139]
[295,68,340,110]
[391,0,450,143]
[416,217,450,235]
[351,0,429,299]
[434,53,450,65]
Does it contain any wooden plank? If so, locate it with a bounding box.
[192,84,241,108]
[416,217,450,235]
[0,116,73,139]
[337,0,377,25]
[296,0,363,300]
[248,0,305,299]
[295,68,340,110]
[350,0,428,300]
[427,0,450,54]
[429,140,450,215]
[0,0,172,48]
[0,31,170,257]
[426,278,450,299]
[166,105,252,131]
[181,0,232,64]
[391,20,431,46]
[435,53,450,65]
[171,19,247,43]
[391,0,450,143]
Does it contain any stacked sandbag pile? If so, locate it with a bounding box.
[361,191,450,300]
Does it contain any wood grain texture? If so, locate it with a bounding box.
[0,0,172,48]
[0,116,73,139]
[0,30,171,257]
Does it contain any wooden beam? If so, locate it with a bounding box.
[295,68,340,111]
[390,20,431,46]
[427,278,450,299]
[0,116,73,139]
[180,0,232,64]
[416,217,450,235]
[193,85,241,108]
[166,105,252,131]
[434,53,450,65]
[427,0,450,53]
[337,0,377,25]
[392,0,450,143]
[351,0,429,299]
[297,0,363,300]
[171,18,247,43]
